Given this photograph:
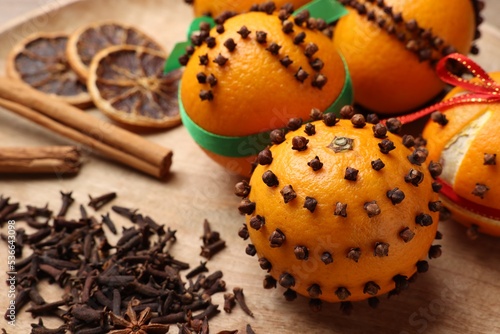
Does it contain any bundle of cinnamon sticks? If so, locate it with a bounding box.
[0,78,172,179]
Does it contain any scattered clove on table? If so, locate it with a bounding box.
[200,219,226,259]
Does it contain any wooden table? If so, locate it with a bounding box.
[0,1,499,334]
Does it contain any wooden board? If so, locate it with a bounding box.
[0,1,499,333]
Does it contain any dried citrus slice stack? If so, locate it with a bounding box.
[87,46,181,128]
[67,22,164,82]
[6,32,92,108]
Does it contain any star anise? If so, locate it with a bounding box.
[109,301,170,334]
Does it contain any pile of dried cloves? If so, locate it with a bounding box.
[0,191,255,334]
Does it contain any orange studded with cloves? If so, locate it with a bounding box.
[333,0,481,113]
[179,9,348,175]
[236,116,442,309]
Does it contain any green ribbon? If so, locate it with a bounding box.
[166,0,351,158]
[298,0,348,23]
[179,57,352,157]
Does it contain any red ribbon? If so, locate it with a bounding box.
[395,53,500,125]
[439,178,500,220]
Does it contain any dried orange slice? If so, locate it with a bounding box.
[87,45,181,129]
[6,32,92,108]
[67,21,164,82]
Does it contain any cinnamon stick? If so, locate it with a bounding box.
[0,146,81,174]
[0,78,172,179]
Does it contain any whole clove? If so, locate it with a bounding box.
[293,32,306,44]
[309,58,324,71]
[344,167,359,181]
[269,228,286,247]
[402,134,415,148]
[294,9,310,26]
[234,180,251,197]
[340,105,355,119]
[256,30,267,44]
[364,201,381,217]
[287,117,303,130]
[372,123,387,138]
[282,20,294,34]
[186,261,209,279]
[87,192,116,210]
[294,67,309,82]
[262,170,279,187]
[283,288,297,301]
[249,215,265,230]
[371,159,385,171]
[246,324,256,334]
[431,111,448,126]
[200,239,226,259]
[257,148,273,165]
[334,202,348,217]
[263,275,277,289]
[26,297,72,316]
[311,73,328,89]
[258,257,272,271]
[484,153,496,165]
[30,319,67,334]
[280,56,293,68]
[280,185,297,203]
[405,169,424,186]
[291,136,309,151]
[238,198,256,215]
[304,123,316,136]
[385,118,402,134]
[472,183,489,198]
[223,293,236,313]
[351,114,366,128]
[111,205,137,220]
[303,196,318,213]
[101,213,117,234]
[321,252,333,265]
[366,113,379,124]
[270,129,286,144]
[237,26,251,38]
[378,139,396,153]
[308,156,323,171]
[387,188,405,205]
[233,287,253,317]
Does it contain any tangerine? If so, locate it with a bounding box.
[237,117,442,305]
[179,10,350,175]
[333,0,480,113]
[422,72,500,237]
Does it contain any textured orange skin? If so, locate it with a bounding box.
[247,120,439,302]
[422,72,500,236]
[181,11,347,174]
[333,0,476,114]
[192,0,312,17]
